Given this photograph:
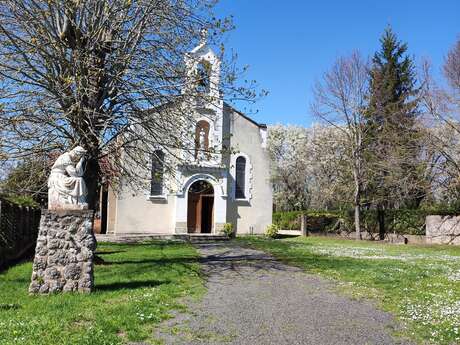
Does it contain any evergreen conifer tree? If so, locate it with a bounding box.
[366,26,422,239]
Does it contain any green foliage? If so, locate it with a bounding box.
[273,210,344,232]
[421,202,460,216]
[0,158,48,205]
[0,241,205,345]
[238,236,460,345]
[221,223,234,237]
[365,26,423,209]
[2,195,39,208]
[273,210,302,230]
[272,208,460,235]
[265,224,279,238]
[369,26,418,109]
[381,209,425,235]
[360,208,460,235]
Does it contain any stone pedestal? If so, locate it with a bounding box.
[29,210,96,294]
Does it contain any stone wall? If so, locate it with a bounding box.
[29,210,96,293]
[426,215,460,245]
[279,230,427,245]
[338,231,426,245]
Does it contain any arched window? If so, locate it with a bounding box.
[235,156,246,199]
[195,120,210,160]
[195,60,211,94]
[151,150,164,195]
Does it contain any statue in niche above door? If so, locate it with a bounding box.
[195,120,210,161]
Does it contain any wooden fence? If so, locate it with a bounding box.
[0,198,41,267]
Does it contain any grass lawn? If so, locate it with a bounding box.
[238,236,460,345]
[0,241,204,345]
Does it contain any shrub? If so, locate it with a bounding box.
[2,195,39,208]
[384,209,426,235]
[265,223,279,238]
[221,223,234,237]
[273,210,343,232]
[273,208,433,235]
[273,211,302,230]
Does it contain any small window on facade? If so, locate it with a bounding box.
[151,150,164,196]
[235,156,246,199]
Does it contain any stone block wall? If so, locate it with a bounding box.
[29,210,96,293]
[426,215,460,245]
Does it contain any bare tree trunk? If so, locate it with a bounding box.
[354,200,362,240]
[311,52,369,241]
[83,156,100,211]
[353,172,362,240]
[377,204,385,240]
[301,214,308,237]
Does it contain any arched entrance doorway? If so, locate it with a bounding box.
[187,180,214,233]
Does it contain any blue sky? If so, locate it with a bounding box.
[214,0,460,126]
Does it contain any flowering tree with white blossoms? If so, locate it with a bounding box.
[267,124,311,211]
[267,124,352,212]
[311,52,369,239]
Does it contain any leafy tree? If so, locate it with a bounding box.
[366,26,422,238]
[0,157,50,205]
[0,0,256,209]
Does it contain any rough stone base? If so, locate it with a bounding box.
[29,210,96,294]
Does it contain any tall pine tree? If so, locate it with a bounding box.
[366,26,423,239]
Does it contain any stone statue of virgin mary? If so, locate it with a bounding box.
[48,146,88,210]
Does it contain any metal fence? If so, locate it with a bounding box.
[0,198,41,267]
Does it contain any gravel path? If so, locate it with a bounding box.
[156,242,412,345]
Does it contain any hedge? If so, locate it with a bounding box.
[273,210,340,232]
[0,194,39,208]
[272,208,454,236]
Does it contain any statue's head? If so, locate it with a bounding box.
[69,146,87,161]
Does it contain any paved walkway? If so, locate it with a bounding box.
[156,242,412,345]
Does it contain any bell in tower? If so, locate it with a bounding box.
[184,28,221,101]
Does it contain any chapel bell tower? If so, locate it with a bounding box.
[184,29,224,166]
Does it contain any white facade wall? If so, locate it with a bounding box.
[107,106,273,236]
[106,39,272,236]
[111,191,175,234]
[225,108,272,235]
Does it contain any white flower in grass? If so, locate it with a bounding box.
[447,270,460,282]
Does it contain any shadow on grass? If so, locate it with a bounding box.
[0,245,35,274]
[96,243,289,281]
[96,256,199,266]
[97,252,279,267]
[97,240,420,292]
[275,234,301,239]
[97,241,188,249]
[239,238,426,288]
[94,250,127,255]
[95,279,169,291]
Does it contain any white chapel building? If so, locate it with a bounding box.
[105,37,272,236]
